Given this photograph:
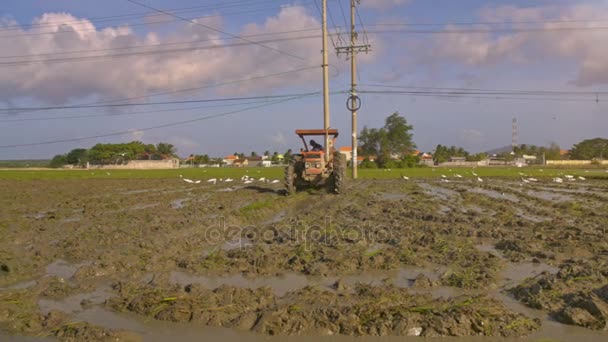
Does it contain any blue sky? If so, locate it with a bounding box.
[1,0,608,159]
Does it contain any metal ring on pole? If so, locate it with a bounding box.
[346,95,361,112]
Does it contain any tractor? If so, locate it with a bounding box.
[285,129,346,195]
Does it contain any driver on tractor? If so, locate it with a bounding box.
[309,139,323,152]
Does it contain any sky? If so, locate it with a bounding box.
[1,0,608,159]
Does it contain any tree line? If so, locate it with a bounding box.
[50,141,177,168]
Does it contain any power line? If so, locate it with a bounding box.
[364,25,608,34]
[0,28,322,59]
[6,24,608,64]
[0,94,315,149]
[0,34,320,67]
[1,66,318,117]
[0,0,291,32]
[358,90,606,103]
[0,3,314,39]
[354,4,370,46]
[359,84,608,96]
[124,0,305,61]
[0,92,322,113]
[0,99,279,123]
[313,0,338,49]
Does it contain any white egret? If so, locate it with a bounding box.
[477,177,483,182]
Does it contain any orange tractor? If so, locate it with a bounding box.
[285,129,346,195]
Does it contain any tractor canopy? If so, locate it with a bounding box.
[295,129,339,153]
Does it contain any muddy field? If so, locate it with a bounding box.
[1,175,607,341]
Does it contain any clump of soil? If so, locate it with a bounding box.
[109,280,539,337]
[510,259,608,329]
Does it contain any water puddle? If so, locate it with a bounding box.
[38,284,112,315]
[0,279,37,291]
[169,267,444,297]
[500,262,559,288]
[379,193,409,201]
[526,190,573,202]
[418,183,459,201]
[469,188,520,202]
[45,260,88,279]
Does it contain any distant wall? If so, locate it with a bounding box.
[89,159,179,169]
[438,159,490,167]
[546,160,608,166]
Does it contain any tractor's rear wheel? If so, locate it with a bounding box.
[285,161,296,195]
[330,152,346,194]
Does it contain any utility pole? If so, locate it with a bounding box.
[336,0,370,179]
[321,0,331,163]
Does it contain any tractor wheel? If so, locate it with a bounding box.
[330,152,346,194]
[285,161,296,195]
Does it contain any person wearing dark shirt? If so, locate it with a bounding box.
[309,139,323,151]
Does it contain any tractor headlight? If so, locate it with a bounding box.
[305,162,311,168]
[315,162,321,168]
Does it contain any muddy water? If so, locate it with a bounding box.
[3,177,608,341]
[169,266,441,296]
[469,188,520,202]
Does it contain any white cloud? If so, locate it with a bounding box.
[414,3,608,86]
[362,0,411,10]
[0,6,323,105]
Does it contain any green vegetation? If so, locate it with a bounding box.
[49,141,178,168]
[0,165,606,180]
[359,112,415,167]
[0,159,50,168]
[569,138,608,160]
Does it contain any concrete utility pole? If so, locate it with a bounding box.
[322,0,331,162]
[336,0,370,179]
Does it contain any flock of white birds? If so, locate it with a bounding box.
[399,169,590,185]
[179,174,280,185]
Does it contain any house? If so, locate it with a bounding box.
[418,152,434,166]
[339,146,354,162]
[245,157,263,167]
[223,155,237,166]
[261,160,272,167]
[449,156,466,162]
[232,159,248,167]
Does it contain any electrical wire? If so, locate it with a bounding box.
[0,92,322,113]
[0,99,278,123]
[0,94,316,148]
[358,90,605,103]
[0,0,291,32]
[1,66,318,117]
[0,3,314,39]
[0,34,320,67]
[0,27,323,59]
[124,0,305,61]
[359,84,608,96]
